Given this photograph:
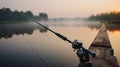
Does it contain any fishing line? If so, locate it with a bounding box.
[21,36,50,67]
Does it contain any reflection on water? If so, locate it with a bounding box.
[0,22,48,39]
[0,21,120,67]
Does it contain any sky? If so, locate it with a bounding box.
[0,0,120,18]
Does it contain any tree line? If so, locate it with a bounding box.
[89,11,120,22]
[0,7,48,21]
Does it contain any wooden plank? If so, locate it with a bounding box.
[89,24,119,67]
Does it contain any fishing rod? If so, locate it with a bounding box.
[21,13,95,52]
[21,13,96,65]
[21,13,73,44]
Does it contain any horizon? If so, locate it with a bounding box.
[0,0,120,18]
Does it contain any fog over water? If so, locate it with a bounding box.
[0,20,120,67]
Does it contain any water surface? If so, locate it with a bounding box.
[0,21,120,67]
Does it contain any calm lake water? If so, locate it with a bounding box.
[0,20,120,67]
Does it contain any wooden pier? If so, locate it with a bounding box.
[89,24,119,67]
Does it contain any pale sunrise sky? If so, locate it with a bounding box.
[0,0,120,18]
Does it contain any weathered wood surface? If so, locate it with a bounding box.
[89,24,119,67]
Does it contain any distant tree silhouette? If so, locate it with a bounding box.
[0,8,12,21]
[89,11,120,22]
[25,11,33,17]
[0,7,48,22]
[39,12,48,21]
